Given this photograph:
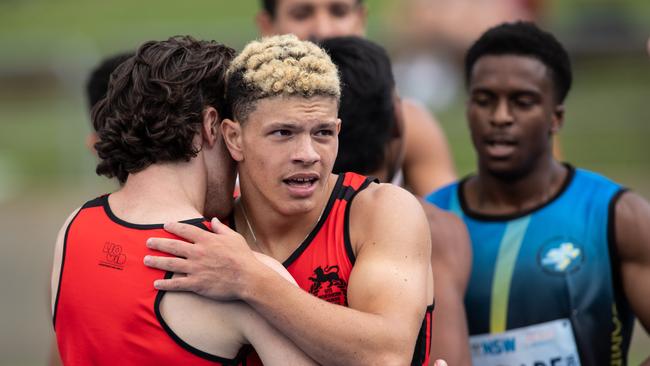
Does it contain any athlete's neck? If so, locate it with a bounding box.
[234,174,337,260]
[109,161,206,224]
[466,158,568,216]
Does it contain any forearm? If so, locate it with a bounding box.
[243,269,417,366]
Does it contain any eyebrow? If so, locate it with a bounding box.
[266,121,337,129]
[314,121,337,129]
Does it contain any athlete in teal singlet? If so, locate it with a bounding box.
[427,22,650,365]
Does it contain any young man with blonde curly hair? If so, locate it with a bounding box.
[145,34,439,366]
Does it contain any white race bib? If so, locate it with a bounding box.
[470,319,581,366]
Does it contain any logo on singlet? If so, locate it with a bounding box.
[99,241,127,270]
[308,265,347,305]
[537,238,583,275]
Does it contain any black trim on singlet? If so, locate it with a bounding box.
[52,201,91,328]
[458,164,576,221]
[343,177,376,265]
[282,174,345,267]
[606,187,632,365]
[153,220,249,364]
[101,194,206,229]
[410,303,435,366]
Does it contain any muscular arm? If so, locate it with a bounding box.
[145,185,432,366]
[616,192,650,336]
[420,200,472,365]
[402,100,456,196]
[246,184,430,365]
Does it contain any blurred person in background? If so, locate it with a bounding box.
[322,35,472,365]
[144,34,437,366]
[51,36,317,366]
[83,52,134,153]
[255,0,457,195]
[388,0,541,110]
[427,21,650,365]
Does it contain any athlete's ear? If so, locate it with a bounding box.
[221,118,244,162]
[256,11,275,37]
[335,118,341,136]
[201,106,220,147]
[551,104,565,134]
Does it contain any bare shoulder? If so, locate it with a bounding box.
[615,191,650,259]
[349,183,430,255]
[418,199,472,282]
[402,98,441,126]
[420,199,470,248]
[353,182,426,219]
[51,207,82,312]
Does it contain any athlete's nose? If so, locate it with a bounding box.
[491,98,514,127]
[292,135,320,165]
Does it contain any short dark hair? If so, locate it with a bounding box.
[92,36,235,183]
[261,0,363,18]
[465,21,572,103]
[85,52,134,114]
[320,36,395,175]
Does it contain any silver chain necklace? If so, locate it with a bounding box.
[239,199,328,249]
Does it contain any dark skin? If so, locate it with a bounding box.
[370,96,472,366]
[465,54,650,362]
[465,54,566,214]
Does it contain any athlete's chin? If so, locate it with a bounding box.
[484,163,530,182]
[277,197,319,216]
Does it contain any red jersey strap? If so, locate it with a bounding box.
[342,173,376,264]
[282,172,376,267]
[412,303,435,366]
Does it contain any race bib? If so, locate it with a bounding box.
[470,319,580,366]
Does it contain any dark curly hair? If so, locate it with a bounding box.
[319,36,396,175]
[92,36,235,183]
[465,21,572,103]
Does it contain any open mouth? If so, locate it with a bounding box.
[282,174,320,198]
[485,138,517,158]
[283,176,319,187]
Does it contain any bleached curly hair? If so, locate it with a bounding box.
[225,34,340,121]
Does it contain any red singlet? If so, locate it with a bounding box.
[53,195,248,365]
[247,172,433,365]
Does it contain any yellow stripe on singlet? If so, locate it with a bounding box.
[490,215,531,333]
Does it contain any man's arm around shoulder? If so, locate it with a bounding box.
[145,184,432,366]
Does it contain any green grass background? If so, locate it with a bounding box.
[0,0,647,364]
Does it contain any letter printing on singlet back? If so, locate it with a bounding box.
[243,172,434,366]
[426,166,635,366]
[53,195,249,366]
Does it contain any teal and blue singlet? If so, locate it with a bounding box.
[427,166,634,366]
